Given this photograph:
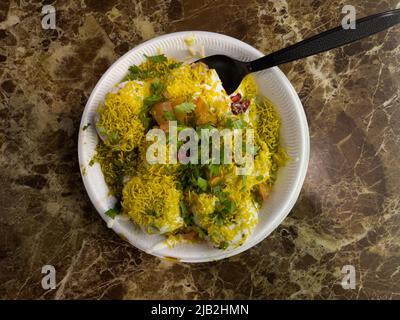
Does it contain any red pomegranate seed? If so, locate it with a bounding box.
[230,93,242,103]
[242,100,250,112]
[231,102,241,115]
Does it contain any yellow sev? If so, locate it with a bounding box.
[122,172,183,233]
[96,81,149,151]
[188,190,258,247]
[164,62,233,119]
[165,63,214,100]
[238,74,258,99]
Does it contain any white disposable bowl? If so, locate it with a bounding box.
[78,31,309,263]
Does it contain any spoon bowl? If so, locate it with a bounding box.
[196,55,250,95]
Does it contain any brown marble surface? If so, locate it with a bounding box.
[1,0,400,299]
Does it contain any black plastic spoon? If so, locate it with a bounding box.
[197,9,400,94]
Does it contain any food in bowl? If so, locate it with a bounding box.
[92,53,287,249]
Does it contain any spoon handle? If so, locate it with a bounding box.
[248,9,400,72]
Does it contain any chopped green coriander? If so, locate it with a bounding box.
[197,176,208,192]
[208,164,221,176]
[105,207,119,219]
[164,111,176,121]
[180,201,194,225]
[174,102,196,114]
[219,241,229,250]
[226,118,247,129]
[168,61,183,69]
[196,227,207,239]
[96,126,119,144]
[141,79,166,126]
[127,65,153,80]
[144,54,168,63]
[241,175,247,191]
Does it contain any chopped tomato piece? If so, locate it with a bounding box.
[151,101,173,131]
[194,97,216,126]
[151,101,173,124]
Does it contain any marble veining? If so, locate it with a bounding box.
[0,0,400,299]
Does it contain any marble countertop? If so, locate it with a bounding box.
[1,0,399,299]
